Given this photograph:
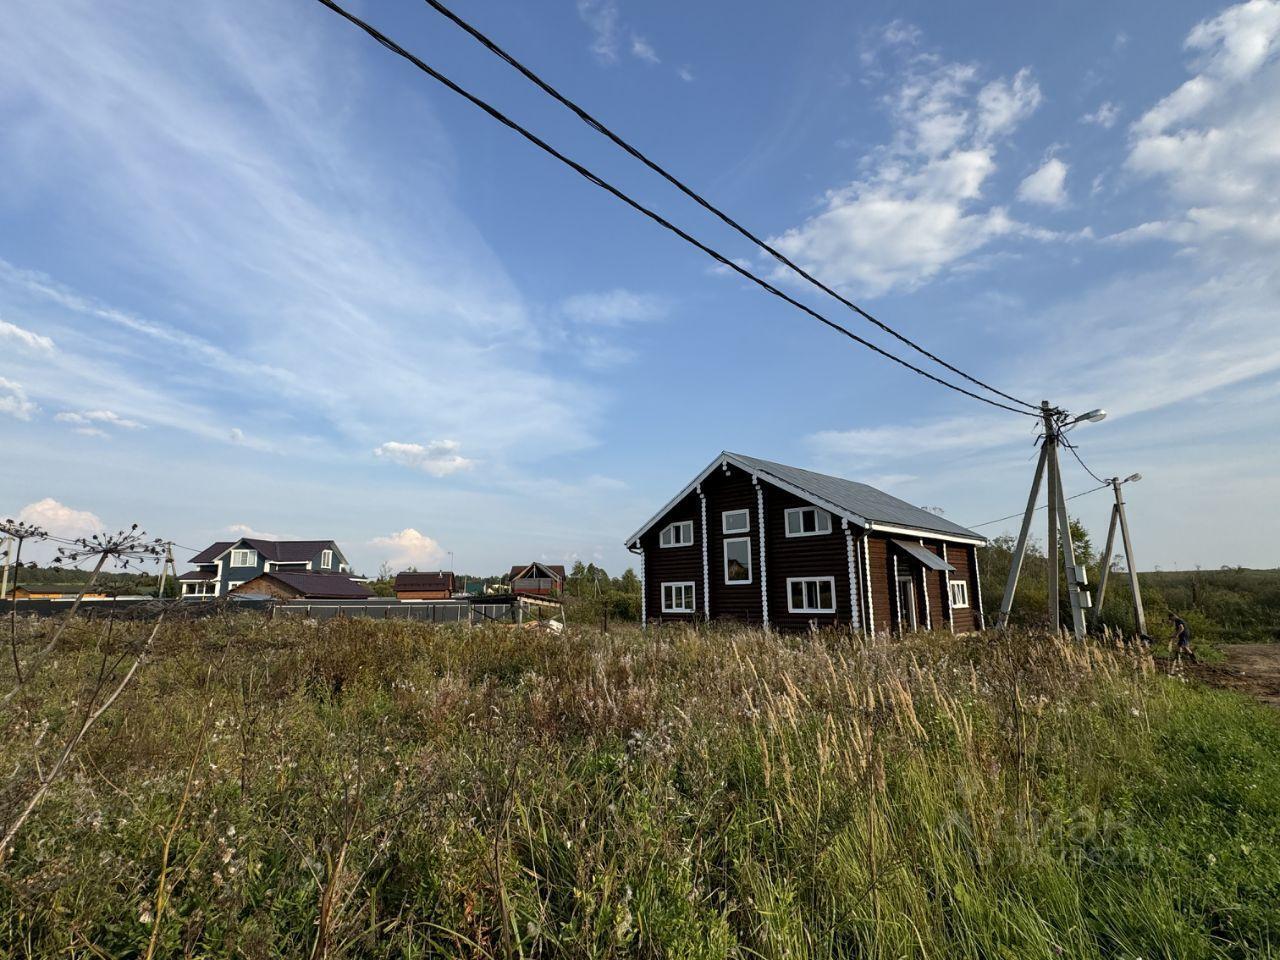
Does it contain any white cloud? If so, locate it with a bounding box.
[1080,101,1121,128]
[809,415,1034,465]
[677,66,695,83]
[577,0,621,62]
[369,528,445,569]
[0,318,54,352]
[631,34,659,64]
[374,440,474,477]
[55,409,144,432]
[1123,0,1280,246]
[561,289,666,326]
[227,522,288,540]
[1017,157,1069,207]
[769,38,1045,295]
[16,498,103,539]
[0,377,36,420]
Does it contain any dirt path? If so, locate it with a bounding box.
[1185,644,1280,707]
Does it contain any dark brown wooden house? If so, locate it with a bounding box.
[507,562,565,597]
[625,452,986,633]
[393,571,455,600]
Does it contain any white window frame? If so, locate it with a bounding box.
[949,579,970,608]
[721,509,750,534]
[227,581,244,591]
[786,576,837,614]
[321,549,333,569]
[722,536,753,585]
[661,581,696,613]
[784,506,832,538]
[659,521,695,548]
[229,548,257,568]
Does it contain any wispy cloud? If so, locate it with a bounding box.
[0,318,54,352]
[1080,100,1121,128]
[577,0,622,62]
[1017,157,1069,207]
[0,377,36,420]
[374,440,474,477]
[769,32,1047,295]
[631,34,660,64]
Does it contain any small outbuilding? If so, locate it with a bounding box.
[393,571,455,600]
[229,571,373,601]
[507,562,565,596]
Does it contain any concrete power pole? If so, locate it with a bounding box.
[997,401,1097,640]
[1094,475,1147,637]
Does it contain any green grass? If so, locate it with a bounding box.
[1,616,1278,958]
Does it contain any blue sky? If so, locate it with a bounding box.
[2,0,1279,576]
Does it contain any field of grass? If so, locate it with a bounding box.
[2,614,1278,958]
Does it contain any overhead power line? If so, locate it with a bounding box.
[311,0,1040,418]
[416,0,1040,414]
[1061,436,1110,486]
[967,482,1110,530]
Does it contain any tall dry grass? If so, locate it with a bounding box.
[1,614,1277,958]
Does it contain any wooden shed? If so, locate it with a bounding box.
[626,451,987,633]
[393,571,455,600]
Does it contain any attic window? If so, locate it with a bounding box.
[784,507,832,538]
[722,509,750,534]
[229,549,257,568]
[660,521,694,548]
[321,549,333,569]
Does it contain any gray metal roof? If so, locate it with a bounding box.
[725,453,985,542]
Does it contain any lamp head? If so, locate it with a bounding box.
[1077,408,1107,424]
[1123,472,1142,483]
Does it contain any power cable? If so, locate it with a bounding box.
[967,482,1110,529]
[417,0,1039,413]
[311,0,1040,418]
[1060,437,1110,486]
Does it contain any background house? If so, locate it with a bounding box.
[179,538,352,598]
[627,452,986,633]
[507,562,565,596]
[393,571,455,600]
[229,570,373,601]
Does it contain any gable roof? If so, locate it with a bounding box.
[508,563,566,581]
[189,539,340,565]
[625,451,985,547]
[237,570,372,599]
[394,571,454,592]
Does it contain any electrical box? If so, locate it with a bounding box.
[1075,565,1090,586]
[1079,590,1093,609]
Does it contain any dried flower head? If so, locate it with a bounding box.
[53,525,166,571]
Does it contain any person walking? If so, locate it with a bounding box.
[1171,614,1197,665]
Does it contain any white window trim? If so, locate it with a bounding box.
[659,520,695,548]
[661,581,696,613]
[784,506,832,538]
[722,536,753,585]
[321,549,333,569]
[949,579,970,608]
[721,509,750,534]
[229,548,257,568]
[227,580,245,591]
[786,576,837,614]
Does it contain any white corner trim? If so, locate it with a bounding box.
[861,535,874,635]
[755,478,769,630]
[639,547,646,626]
[844,524,860,631]
[699,486,710,621]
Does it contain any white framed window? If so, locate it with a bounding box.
[229,548,257,568]
[784,506,832,538]
[659,521,694,548]
[227,581,244,591]
[723,537,753,584]
[182,581,214,596]
[787,576,837,614]
[722,509,750,534]
[949,580,970,608]
[661,581,696,613]
[321,549,333,569]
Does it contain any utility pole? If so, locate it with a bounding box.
[156,542,178,600]
[1094,474,1147,636]
[997,401,1101,639]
